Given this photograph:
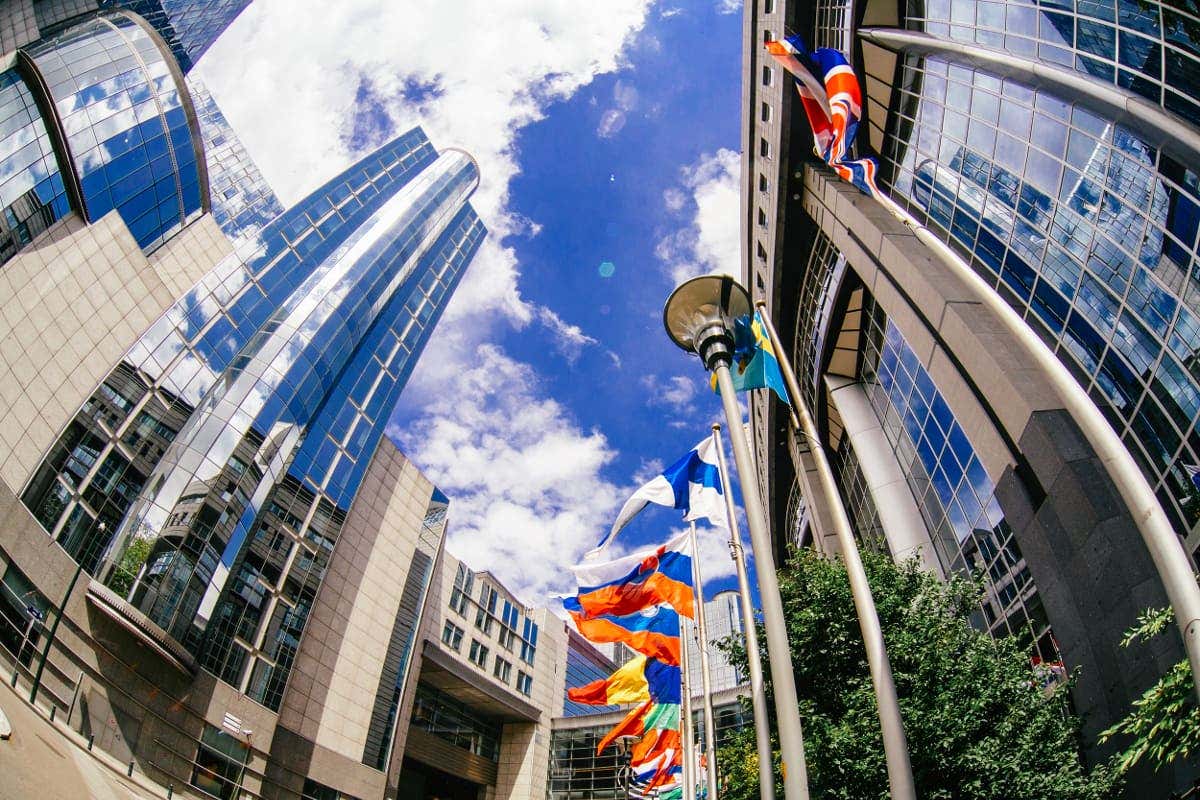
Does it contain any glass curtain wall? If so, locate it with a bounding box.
[882,49,1200,548]
[21,129,485,709]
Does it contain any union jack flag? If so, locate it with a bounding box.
[765,34,880,197]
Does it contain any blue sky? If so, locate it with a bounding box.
[199,0,753,606]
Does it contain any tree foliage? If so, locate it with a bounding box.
[1099,607,1199,775]
[717,548,1118,800]
[106,536,153,598]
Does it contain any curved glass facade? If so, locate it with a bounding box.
[883,52,1200,544]
[21,129,486,708]
[906,0,1200,127]
[25,10,204,251]
[0,68,69,265]
[101,0,252,72]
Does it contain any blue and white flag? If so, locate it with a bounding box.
[591,437,726,557]
[1185,464,1200,492]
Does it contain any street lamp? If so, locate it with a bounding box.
[30,521,100,706]
[663,275,810,800]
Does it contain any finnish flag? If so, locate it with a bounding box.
[590,437,726,557]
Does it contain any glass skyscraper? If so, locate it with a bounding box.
[745,0,1200,791]
[0,0,277,255]
[22,127,484,707]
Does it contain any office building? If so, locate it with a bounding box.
[684,590,745,694]
[743,0,1199,791]
[0,5,503,799]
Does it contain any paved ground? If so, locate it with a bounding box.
[0,677,163,800]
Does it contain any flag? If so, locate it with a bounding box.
[1185,463,1200,491]
[571,530,695,619]
[597,699,681,753]
[564,601,683,665]
[592,438,725,555]
[711,310,790,404]
[765,34,880,197]
[567,653,682,706]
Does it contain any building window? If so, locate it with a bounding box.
[759,138,770,159]
[469,639,489,667]
[190,724,250,800]
[516,671,533,696]
[759,173,769,193]
[519,617,539,665]
[442,621,464,651]
[757,242,768,262]
[761,102,771,123]
[762,65,772,86]
[494,655,512,683]
[762,29,773,45]
[758,208,769,228]
[764,0,775,12]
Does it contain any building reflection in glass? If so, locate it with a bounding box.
[884,54,1200,548]
[21,129,485,709]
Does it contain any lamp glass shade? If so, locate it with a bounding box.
[662,274,751,352]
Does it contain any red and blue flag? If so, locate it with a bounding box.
[765,34,880,197]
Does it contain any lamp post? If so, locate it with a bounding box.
[30,522,99,707]
[663,275,810,800]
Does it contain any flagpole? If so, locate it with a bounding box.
[680,613,697,800]
[690,522,721,800]
[663,275,809,800]
[754,301,917,800]
[712,424,775,800]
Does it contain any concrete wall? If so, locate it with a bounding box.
[272,437,437,800]
[801,165,1188,789]
[0,212,229,494]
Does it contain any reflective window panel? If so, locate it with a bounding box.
[0,68,69,266]
[906,0,1200,127]
[25,11,204,251]
[884,54,1200,543]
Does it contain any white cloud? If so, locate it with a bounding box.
[656,148,742,284]
[596,79,640,138]
[660,7,685,19]
[199,0,653,325]
[663,187,687,213]
[536,306,599,364]
[715,0,742,14]
[391,344,624,604]
[641,374,699,414]
[197,1,653,606]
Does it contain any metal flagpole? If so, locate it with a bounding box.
[680,612,697,800]
[713,367,810,800]
[663,275,809,799]
[712,424,775,800]
[754,301,917,800]
[690,522,721,800]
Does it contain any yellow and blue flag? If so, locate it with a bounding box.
[711,310,791,405]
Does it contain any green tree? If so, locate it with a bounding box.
[717,548,1118,800]
[105,536,153,598]
[1099,607,1199,776]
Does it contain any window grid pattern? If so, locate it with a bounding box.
[0,68,68,266]
[20,129,485,709]
[814,0,853,51]
[906,0,1200,128]
[562,644,618,718]
[830,439,889,556]
[447,565,539,691]
[883,53,1200,542]
[855,290,1058,663]
[410,682,501,762]
[186,76,283,242]
[792,227,846,413]
[102,0,251,72]
[26,11,204,251]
